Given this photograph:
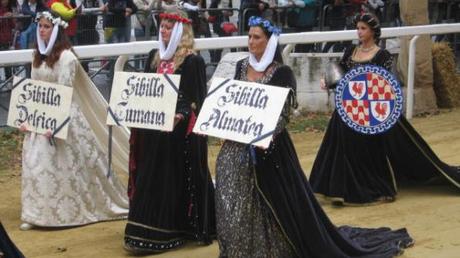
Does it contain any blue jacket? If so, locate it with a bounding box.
[21,0,48,28]
[294,0,319,28]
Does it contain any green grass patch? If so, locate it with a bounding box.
[206,111,331,149]
[0,127,23,176]
[287,112,331,133]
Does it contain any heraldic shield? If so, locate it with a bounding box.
[335,65,403,135]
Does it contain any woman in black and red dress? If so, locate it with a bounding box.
[124,11,215,254]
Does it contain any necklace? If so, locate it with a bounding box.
[359,45,376,52]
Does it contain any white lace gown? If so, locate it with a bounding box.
[21,50,129,227]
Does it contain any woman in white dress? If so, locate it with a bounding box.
[19,11,129,230]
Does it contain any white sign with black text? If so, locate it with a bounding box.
[7,76,73,140]
[193,77,290,148]
[107,71,180,131]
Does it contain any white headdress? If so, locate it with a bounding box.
[249,34,279,72]
[159,22,183,61]
[247,16,281,72]
[35,11,69,56]
[158,12,193,60]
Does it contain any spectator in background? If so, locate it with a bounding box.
[132,0,156,70]
[322,0,347,52]
[101,0,137,43]
[345,0,365,25]
[161,0,178,11]
[208,0,235,63]
[0,0,16,80]
[364,0,384,21]
[19,0,47,49]
[76,0,100,72]
[260,0,276,21]
[322,0,363,53]
[76,0,101,46]
[178,0,209,38]
[100,0,137,81]
[385,0,400,27]
[48,0,80,44]
[240,0,268,31]
[179,0,214,60]
[133,0,156,41]
[279,0,318,52]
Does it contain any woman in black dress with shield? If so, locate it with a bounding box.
[215,16,413,257]
[309,13,460,205]
[124,11,215,254]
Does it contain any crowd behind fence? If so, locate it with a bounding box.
[1,0,460,85]
[1,1,459,48]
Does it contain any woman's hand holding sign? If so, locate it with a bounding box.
[174,113,184,128]
[19,123,28,132]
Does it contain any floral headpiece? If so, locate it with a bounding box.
[35,11,69,29]
[248,16,281,36]
[159,13,192,24]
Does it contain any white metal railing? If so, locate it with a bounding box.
[1,23,460,117]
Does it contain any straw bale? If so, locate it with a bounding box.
[431,42,460,108]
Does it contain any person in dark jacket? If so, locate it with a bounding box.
[240,0,269,31]
[101,0,137,43]
[208,0,234,62]
[19,0,48,49]
[0,0,16,79]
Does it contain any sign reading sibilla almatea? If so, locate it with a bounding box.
[106,71,180,131]
[193,77,290,148]
[7,76,73,140]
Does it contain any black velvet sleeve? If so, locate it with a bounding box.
[269,65,297,134]
[177,54,208,117]
[233,59,244,80]
[339,45,355,73]
[376,49,394,71]
[143,49,157,73]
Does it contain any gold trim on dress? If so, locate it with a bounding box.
[397,120,460,188]
[125,234,184,244]
[386,155,398,192]
[127,221,189,234]
[253,167,301,258]
[314,193,395,207]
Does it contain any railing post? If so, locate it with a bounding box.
[406,35,419,119]
[282,44,294,63]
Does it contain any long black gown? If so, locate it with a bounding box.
[309,46,460,205]
[0,222,24,258]
[124,50,215,252]
[215,57,413,258]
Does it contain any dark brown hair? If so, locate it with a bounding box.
[353,12,382,44]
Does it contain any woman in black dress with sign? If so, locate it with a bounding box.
[309,13,460,205]
[215,16,413,257]
[124,11,215,254]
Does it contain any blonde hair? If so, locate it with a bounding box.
[152,13,196,71]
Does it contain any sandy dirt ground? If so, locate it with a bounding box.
[1,109,459,258]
